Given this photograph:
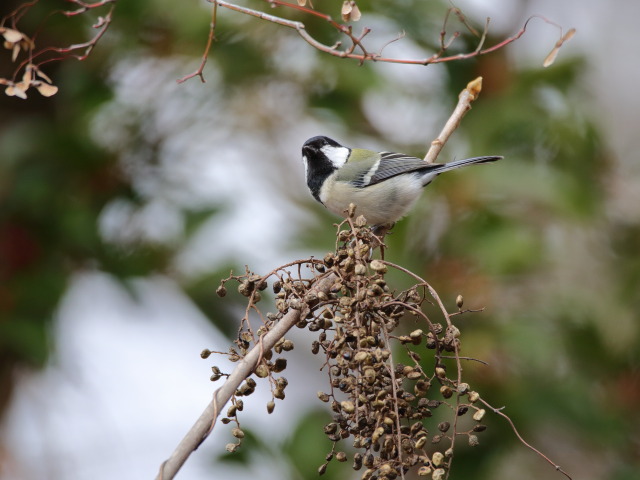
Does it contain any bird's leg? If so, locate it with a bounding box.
[370,223,393,259]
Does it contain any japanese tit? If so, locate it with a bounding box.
[302,136,503,227]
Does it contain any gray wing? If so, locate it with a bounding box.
[365,152,437,186]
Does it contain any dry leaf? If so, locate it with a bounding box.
[341,1,353,21]
[350,3,361,21]
[36,70,52,83]
[22,68,33,85]
[34,67,53,84]
[20,35,34,49]
[35,82,58,97]
[1,27,32,62]
[341,1,360,22]
[5,84,27,99]
[562,28,577,43]
[15,80,29,92]
[542,48,559,68]
[543,27,576,68]
[1,28,23,44]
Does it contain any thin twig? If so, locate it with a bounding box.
[177,2,217,83]
[439,355,489,365]
[379,259,453,326]
[376,30,405,58]
[450,5,479,37]
[424,76,483,163]
[13,3,115,79]
[479,398,574,480]
[262,0,371,57]
[199,3,571,69]
[60,0,117,17]
[474,17,490,53]
[380,323,405,480]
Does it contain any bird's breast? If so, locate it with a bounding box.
[318,174,424,225]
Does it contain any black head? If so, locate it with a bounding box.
[302,135,343,153]
[302,136,350,203]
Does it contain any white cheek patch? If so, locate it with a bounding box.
[302,155,308,178]
[320,145,350,168]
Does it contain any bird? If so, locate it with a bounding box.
[302,135,503,227]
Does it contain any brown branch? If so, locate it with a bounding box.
[177,2,218,84]
[27,5,115,67]
[60,0,117,17]
[474,17,490,53]
[1,0,38,26]
[424,76,483,163]
[191,2,573,75]
[263,0,369,55]
[2,0,116,97]
[156,272,337,480]
[376,30,405,58]
[450,5,479,37]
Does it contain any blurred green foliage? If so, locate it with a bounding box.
[1,0,638,479]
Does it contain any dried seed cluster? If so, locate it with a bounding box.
[205,213,487,478]
[304,218,486,479]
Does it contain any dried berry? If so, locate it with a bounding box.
[440,386,453,399]
[370,259,387,274]
[473,409,486,421]
[431,451,444,467]
[225,443,240,453]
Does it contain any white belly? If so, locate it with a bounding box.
[319,174,427,225]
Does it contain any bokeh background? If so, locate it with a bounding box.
[1,1,638,479]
